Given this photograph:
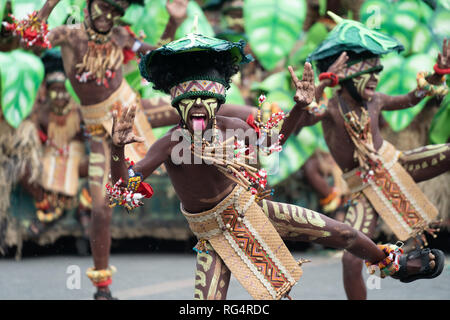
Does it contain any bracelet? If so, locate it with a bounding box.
[417,71,448,97]
[365,244,404,278]
[131,40,142,53]
[319,72,339,87]
[106,165,154,213]
[4,11,51,48]
[320,187,339,206]
[86,266,117,287]
[433,63,450,75]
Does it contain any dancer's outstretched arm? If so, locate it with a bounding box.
[36,0,60,21]
[381,38,449,111]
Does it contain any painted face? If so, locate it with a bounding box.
[352,71,380,101]
[178,97,218,132]
[47,82,71,115]
[90,0,122,33]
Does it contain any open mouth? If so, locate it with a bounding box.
[364,84,377,95]
[190,113,208,131]
[95,20,113,32]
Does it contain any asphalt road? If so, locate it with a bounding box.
[1,248,449,300]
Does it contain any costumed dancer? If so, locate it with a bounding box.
[0,8,42,255]
[20,49,89,238]
[108,32,444,300]
[0,89,42,256]
[5,0,190,299]
[305,12,449,299]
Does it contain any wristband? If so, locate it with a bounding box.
[319,72,339,87]
[131,40,142,53]
[433,63,450,75]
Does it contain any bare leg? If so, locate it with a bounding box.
[259,199,385,263]
[87,135,113,299]
[194,243,231,300]
[399,143,450,182]
[259,198,437,299]
[341,196,379,300]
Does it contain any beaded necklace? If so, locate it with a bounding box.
[75,21,123,88]
[338,95,382,182]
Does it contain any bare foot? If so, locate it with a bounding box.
[393,248,444,283]
[406,252,435,275]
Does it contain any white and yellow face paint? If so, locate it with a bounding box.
[352,72,380,100]
[178,97,218,123]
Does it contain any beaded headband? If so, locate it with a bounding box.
[46,72,66,84]
[170,79,227,107]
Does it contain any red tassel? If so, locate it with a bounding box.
[38,130,48,143]
[122,48,136,65]
[246,114,261,137]
[137,182,154,198]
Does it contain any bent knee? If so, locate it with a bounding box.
[337,225,358,249]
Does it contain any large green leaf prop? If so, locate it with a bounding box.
[10,0,44,19]
[378,53,435,131]
[9,0,85,28]
[226,82,245,105]
[244,0,306,71]
[47,0,85,28]
[0,50,44,128]
[288,22,328,68]
[0,0,6,23]
[175,0,214,39]
[308,12,404,63]
[121,0,168,45]
[360,0,443,57]
[251,70,328,186]
[65,78,80,104]
[261,123,328,186]
[429,4,450,45]
[123,0,214,46]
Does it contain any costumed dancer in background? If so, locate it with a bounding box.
[0,87,42,256]
[0,7,42,255]
[23,49,90,240]
[302,149,348,222]
[5,0,190,299]
[108,32,444,300]
[305,13,449,299]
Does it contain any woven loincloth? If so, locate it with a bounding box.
[343,141,438,240]
[80,80,156,162]
[181,186,302,300]
[41,141,85,197]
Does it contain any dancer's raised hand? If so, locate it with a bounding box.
[436,38,450,70]
[166,0,189,25]
[111,105,145,147]
[288,62,315,107]
[327,51,348,80]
